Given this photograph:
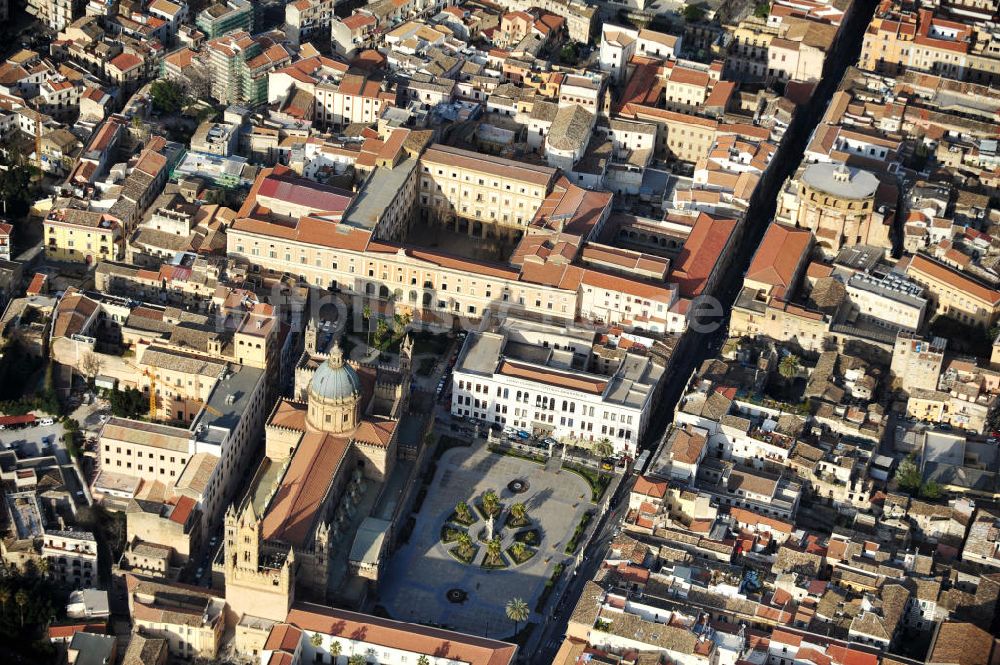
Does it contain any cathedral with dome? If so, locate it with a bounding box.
[223,336,413,637]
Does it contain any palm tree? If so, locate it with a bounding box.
[417,656,430,665]
[482,490,500,517]
[14,589,28,627]
[375,319,389,349]
[0,586,10,616]
[362,304,372,347]
[510,503,527,524]
[594,439,614,460]
[330,640,342,663]
[310,632,323,648]
[456,531,473,558]
[486,536,503,564]
[779,354,800,381]
[510,541,526,561]
[505,597,530,635]
[348,655,367,665]
[455,501,472,524]
[36,557,49,581]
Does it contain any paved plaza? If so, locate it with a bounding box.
[379,443,592,639]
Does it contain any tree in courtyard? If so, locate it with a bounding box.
[754,1,769,17]
[455,501,473,523]
[329,640,342,662]
[559,42,579,63]
[683,4,706,21]
[417,656,430,665]
[310,632,323,648]
[150,79,187,115]
[779,354,800,380]
[920,479,942,500]
[81,352,103,383]
[894,454,923,494]
[510,503,527,524]
[347,655,367,665]
[510,541,527,561]
[505,597,530,635]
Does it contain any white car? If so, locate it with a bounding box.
[39,418,54,426]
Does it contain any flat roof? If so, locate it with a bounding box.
[455,332,503,375]
[193,363,265,445]
[343,158,418,230]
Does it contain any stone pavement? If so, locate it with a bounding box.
[378,444,591,639]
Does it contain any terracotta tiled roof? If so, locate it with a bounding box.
[746,223,812,289]
[671,213,738,297]
[285,603,516,665]
[908,254,1000,306]
[262,431,350,547]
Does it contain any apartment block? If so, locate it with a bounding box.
[195,0,253,38]
[43,209,124,264]
[42,529,99,588]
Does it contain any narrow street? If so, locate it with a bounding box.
[638,0,881,453]
[526,1,879,662]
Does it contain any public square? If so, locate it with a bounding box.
[378,443,593,639]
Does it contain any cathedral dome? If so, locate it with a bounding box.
[310,342,361,403]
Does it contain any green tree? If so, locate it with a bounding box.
[594,439,614,459]
[894,455,923,494]
[150,79,187,114]
[559,42,578,63]
[510,541,527,561]
[310,632,323,647]
[455,501,473,523]
[348,654,367,665]
[753,1,769,17]
[510,503,527,524]
[505,597,530,635]
[0,140,39,220]
[920,479,942,500]
[779,354,800,380]
[456,531,473,558]
[362,304,372,347]
[417,656,430,665]
[14,589,27,627]
[487,536,503,563]
[482,490,500,517]
[109,387,149,418]
[0,586,9,616]
[330,640,342,662]
[683,4,706,21]
[374,319,389,349]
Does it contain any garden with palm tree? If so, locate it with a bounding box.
[439,489,540,568]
